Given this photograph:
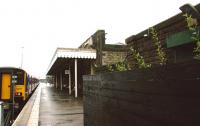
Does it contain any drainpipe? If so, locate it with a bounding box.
[0,101,4,126]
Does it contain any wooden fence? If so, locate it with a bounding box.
[83,61,200,126]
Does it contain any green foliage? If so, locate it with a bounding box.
[130,47,151,69]
[149,27,167,65]
[183,13,198,29]
[194,42,200,60]
[107,64,114,72]
[183,13,200,60]
[106,61,129,72]
[94,60,129,73]
[115,61,129,71]
[106,47,151,72]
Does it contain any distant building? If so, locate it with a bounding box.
[79,30,127,67]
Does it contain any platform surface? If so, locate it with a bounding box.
[12,84,40,126]
[13,83,83,126]
[39,83,83,126]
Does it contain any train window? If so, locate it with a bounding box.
[16,71,24,85]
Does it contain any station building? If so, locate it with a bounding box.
[46,30,127,98]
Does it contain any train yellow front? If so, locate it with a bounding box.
[0,67,39,107]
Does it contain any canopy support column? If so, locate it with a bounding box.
[56,74,58,88]
[60,72,63,91]
[69,65,71,95]
[75,59,78,98]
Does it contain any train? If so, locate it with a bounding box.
[0,67,39,108]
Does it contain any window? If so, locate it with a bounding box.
[15,71,24,85]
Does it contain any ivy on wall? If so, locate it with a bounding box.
[130,47,151,69]
[95,28,168,72]
[107,61,129,72]
[149,27,167,65]
[183,13,200,60]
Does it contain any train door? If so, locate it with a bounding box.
[1,74,11,100]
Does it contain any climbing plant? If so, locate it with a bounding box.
[94,59,129,72]
[183,13,200,60]
[107,64,114,72]
[130,47,151,69]
[105,47,151,71]
[149,27,167,65]
[106,60,129,72]
[115,61,128,71]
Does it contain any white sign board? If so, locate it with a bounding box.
[65,70,70,74]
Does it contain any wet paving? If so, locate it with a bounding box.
[39,83,83,126]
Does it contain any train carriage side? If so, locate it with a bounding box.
[30,77,39,92]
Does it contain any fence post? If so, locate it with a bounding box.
[0,101,4,126]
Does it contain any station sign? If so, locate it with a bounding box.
[65,70,70,74]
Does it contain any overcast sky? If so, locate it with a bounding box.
[0,0,199,78]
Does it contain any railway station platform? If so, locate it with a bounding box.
[12,83,84,126]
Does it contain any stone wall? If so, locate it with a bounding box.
[102,51,126,65]
[79,30,127,67]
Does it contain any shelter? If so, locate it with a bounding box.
[46,48,96,97]
[47,30,127,98]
